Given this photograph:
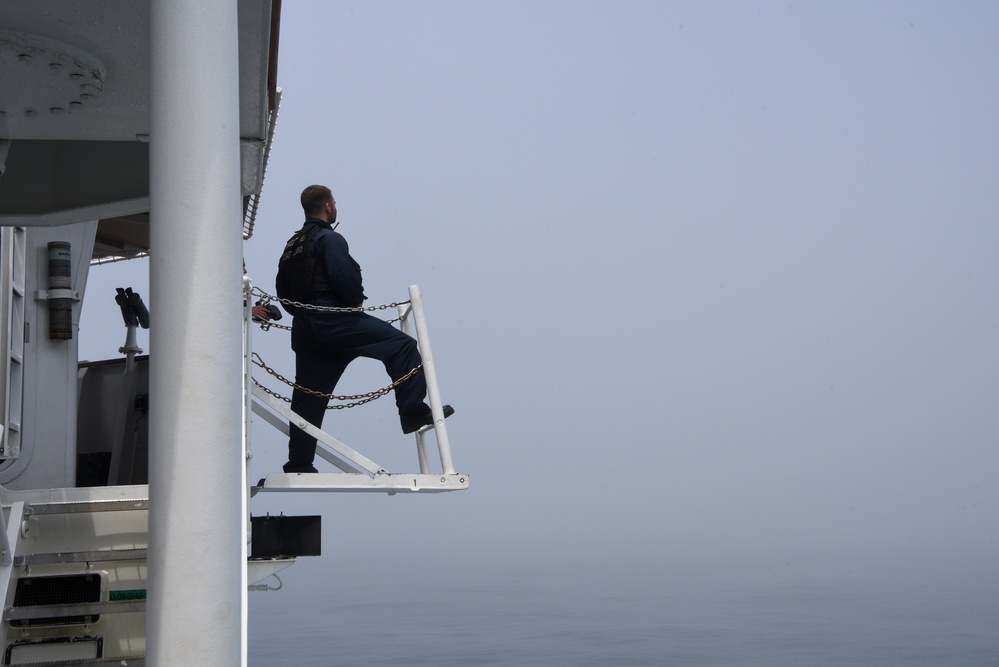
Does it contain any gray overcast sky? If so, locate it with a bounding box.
[82,1,998,578]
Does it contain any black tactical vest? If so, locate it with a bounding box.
[275,224,333,315]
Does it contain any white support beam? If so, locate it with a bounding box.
[249,396,356,474]
[0,197,150,228]
[251,385,385,476]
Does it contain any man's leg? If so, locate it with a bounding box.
[339,314,431,425]
[286,348,350,472]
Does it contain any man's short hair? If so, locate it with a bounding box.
[301,185,333,216]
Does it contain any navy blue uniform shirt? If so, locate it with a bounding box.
[302,217,366,308]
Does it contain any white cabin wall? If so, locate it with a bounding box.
[0,221,97,489]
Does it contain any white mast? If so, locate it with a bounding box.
[148,0,245,664]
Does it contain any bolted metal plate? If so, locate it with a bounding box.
[0,30,105,120]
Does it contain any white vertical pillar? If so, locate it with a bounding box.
[148,1,244,665]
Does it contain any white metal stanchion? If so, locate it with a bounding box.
[407,285,454,475]
[398,301,431,474]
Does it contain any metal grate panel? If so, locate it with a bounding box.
[11,574,102,627]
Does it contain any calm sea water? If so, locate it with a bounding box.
[248,561,999,666]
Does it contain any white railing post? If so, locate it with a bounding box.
[407,285,454,474]
[398,302,430,474]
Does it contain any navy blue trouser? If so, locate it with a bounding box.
[287,311,427,468]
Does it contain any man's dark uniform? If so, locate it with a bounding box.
[277,218,431,472]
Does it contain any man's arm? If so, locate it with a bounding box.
[316,230,366,306]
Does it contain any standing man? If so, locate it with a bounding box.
[276,184,452,473]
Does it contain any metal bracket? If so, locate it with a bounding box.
[34,289,81,301]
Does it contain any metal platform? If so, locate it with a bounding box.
[253,472,469,495]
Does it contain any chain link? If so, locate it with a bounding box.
[251,352,421,410]
[254,318,292,332]
[250,286,410,315]
[250,286,408,327]
[249,287,408,330]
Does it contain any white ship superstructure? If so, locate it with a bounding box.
[0,3,466,664]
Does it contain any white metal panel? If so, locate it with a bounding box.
[0,223,96,488]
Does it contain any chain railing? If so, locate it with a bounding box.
[250,352,421,410]
[249,286,409,315]
[246,287,417,407]
[249,286,408,329]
